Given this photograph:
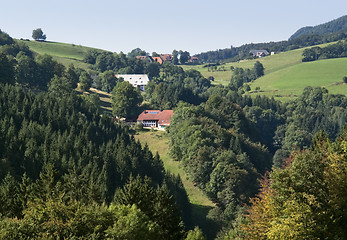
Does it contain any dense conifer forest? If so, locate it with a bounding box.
[0,26,346,239]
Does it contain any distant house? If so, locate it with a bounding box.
[160,54,173,63]
[250,50,269,58]
[137,110,174,130]
[115,74,149,91]
[152,56,163,64]
[188,56,199,63]
[136,56,154,62]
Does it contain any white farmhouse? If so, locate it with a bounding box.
[115,74,149,91]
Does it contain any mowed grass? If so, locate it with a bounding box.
[248,57,347,101]
[182,47,304,86]
[183,42,347,101]
[134,130,214,207]
[16,39,95,69]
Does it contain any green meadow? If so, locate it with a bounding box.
[134,130,217,238]
[183,42,347,101]
[17,39,94,69]
[18,39,347,101]
[248,57,347,101]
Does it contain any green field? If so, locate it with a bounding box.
[134,130,218,238]
[183,43,347,101]
[247,57,347,101]
[18,39,347,101]
[134,130,214,207]
[17,39,94,69]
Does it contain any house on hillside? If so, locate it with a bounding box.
[152,56,163,64]
[188,56,199,64]
[250,50,269,58]
[151,54,173,64]
[160,54,173,63]
[115,74,149,91]
[137,110,174,130]
[136,56,154,62]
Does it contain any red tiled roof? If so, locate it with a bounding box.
[160,54,172,61]
[152,57,163,64]
[137,110,174,126]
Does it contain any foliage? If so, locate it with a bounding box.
[78,70,92,91]
[229,62,264,90]
[242,130,347,239]
[290,15,347,40]
[114,175,186,240]
[111,81,143,119]
[168,97,272,226]
[273,87,347,165]
[302,40,347,61]
[0,53,14,84]
[195,29,347,63]
[32,28,46,41]
[185,226,206,240]
[0,29,15,46]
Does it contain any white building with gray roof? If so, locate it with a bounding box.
[115,74,149,91]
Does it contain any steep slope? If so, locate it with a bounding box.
[248,57,347,101]
[289,15,347,40]
[16,39,97,69]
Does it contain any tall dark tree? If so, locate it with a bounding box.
[253,61,264,78]
[179,51,190,64]
[79,71,92,91]
[111,81,143,119]
[32,28,46,41]
[0,53,14,84]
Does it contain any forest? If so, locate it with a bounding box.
[195,30,347,63]
[1,28,347,239]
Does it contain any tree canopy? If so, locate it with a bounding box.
[32,28,46,41]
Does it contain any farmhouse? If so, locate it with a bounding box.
[160,54,173,63]
[115,74,149,91]
[137,110,174,130]
[188,56,199,63]
[152,56,163,64]
[136,56,154,62]
[250,50,269,58]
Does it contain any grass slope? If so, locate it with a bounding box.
[134,130,218,239]
[134,130,214,207]
[183,42,347,101]
[248,57,347,101]
[17,39,95,69]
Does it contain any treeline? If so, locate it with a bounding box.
[302,40,347,61]
[167,85,346,236]
[0,29,91,92]
[273,87,347,167]
[0,82,196,239]
[229,61,264,91]
[144,66,211,109]
[0,30,202,239]
[195,31,347,63]
[223,130,347,239]
[289,15,347,40]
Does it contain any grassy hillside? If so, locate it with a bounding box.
[134,131,218,239]
[16,39,94,69]
[183,42,347,101]
[182,48,304,86]
[248,57,347,101]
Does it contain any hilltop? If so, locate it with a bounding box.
[16,39,96,69]
[16,38,347,102]
[183,42,347,101]
[289,15,347,40]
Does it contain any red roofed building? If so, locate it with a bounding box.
[137,110,174,130]
[160,54,173,63]
[152,56,163,64]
